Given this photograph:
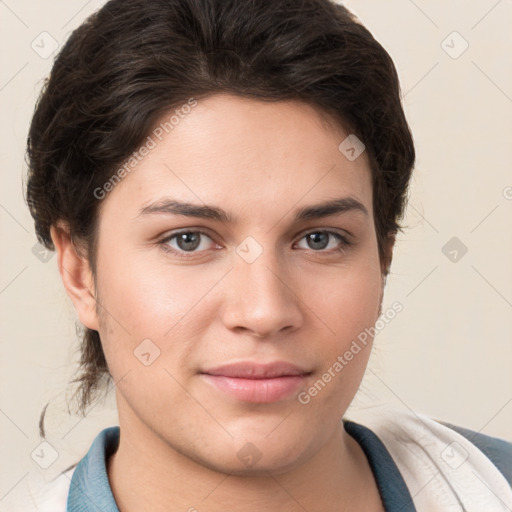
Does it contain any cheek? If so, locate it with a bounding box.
[94,248,224,377]
[96,245,207,331]
[94,258,211,422]
[313,259,382,343]
[298,270,381,418]
[306,256,382,382]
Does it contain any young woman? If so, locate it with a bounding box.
[24,0,512,510]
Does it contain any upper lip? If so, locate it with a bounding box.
[201,361,310,379]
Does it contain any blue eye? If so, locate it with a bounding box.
[158,229,352,259]
[297,231,352,252]
[159,230,215,258]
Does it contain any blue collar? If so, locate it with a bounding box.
[67,421,415,511]
[67,426,120,511]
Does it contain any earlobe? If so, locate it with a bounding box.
[50,221,100,331]
[378,233,396,316]
[381,232,396,277]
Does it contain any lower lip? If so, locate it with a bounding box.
[201,374,307,403]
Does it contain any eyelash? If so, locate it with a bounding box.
[157,229,353,259]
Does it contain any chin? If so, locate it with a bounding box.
[194,428,318,477]
[203,447,311,477]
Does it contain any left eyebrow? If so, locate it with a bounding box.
[134,196,368,223]
[295,197,368,221]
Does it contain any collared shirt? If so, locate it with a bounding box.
[30,416,512,511]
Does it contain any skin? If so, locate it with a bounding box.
[51,93,394,511]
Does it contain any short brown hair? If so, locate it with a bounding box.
[25,0,415,431]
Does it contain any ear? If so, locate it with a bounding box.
[381,232,396,279]
[377,233,396,316]
[50,221,100,331]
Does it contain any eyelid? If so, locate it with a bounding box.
[157,227,353,259]
[158,227,217,243]
[295,229,353,252]
[296,225,353,241]
[159,226,353,244]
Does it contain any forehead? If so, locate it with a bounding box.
[100,93,373,220]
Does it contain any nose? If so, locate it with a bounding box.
[220,248,304,339]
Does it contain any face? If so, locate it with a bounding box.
[81,93,388,475]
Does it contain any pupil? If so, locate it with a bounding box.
[308,232,328,250]
[178,232,200,251]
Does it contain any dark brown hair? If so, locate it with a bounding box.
[25,0,415,434]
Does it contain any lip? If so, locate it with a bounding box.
[200,361,311,403]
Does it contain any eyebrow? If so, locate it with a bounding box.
[136,196,368,223]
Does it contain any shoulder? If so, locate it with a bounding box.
[347,406,512,479]
[437,419,512,486]
[24,425,120,511]
[345,405,512,509]
[26,465,76,511]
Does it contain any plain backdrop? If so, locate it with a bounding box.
[1,0,511,509]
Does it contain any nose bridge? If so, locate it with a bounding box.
[221,240,303,337]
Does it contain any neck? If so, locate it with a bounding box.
[107,411,383,512]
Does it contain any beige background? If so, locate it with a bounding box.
[1,0,511,508]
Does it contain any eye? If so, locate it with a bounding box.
[295,230,352,253]
[158,229,352,259]
[159,230,217,258]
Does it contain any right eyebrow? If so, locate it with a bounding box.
[136,199,232,223]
